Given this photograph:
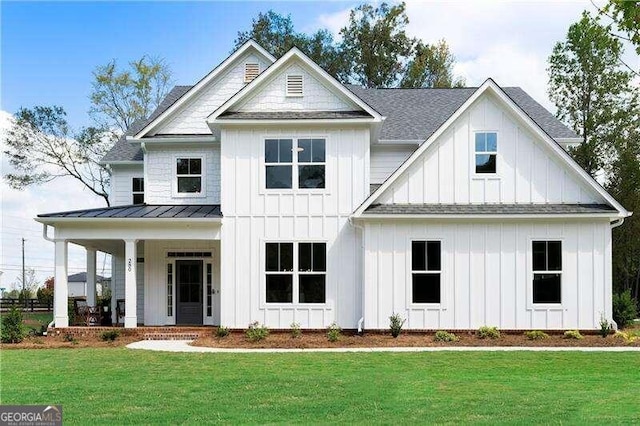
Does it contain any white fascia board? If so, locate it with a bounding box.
[354,213,624,220]
[207,47,384,124]
[133,40,276,139]
[353,78,630,218]
[126,136,218,144]
[99,160,142,166]
[375,139,423,145]
[556,137,582,144]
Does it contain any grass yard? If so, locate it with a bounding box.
[1,349,639,424]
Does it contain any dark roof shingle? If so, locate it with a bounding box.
[38,204,222,219]
[218,110,372,120]
[364,204,616,215]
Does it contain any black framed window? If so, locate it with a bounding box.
[298,139,325,189]
[132,177,144,204]
[532,241,562,304]
[411,241,441,303]
[265,242,326,304]
[176,158,202,193]
[265,139,293,189]
[475,132,497,174]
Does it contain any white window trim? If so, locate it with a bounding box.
[244,62,260,83]
[527,238,564,311]
[285,73,304,97]
[260,135,329,194]
[132,177,144,204]
[471,130,500,179]
[260,239,331,309]
[173,155,206,198]
[407,238,446,309]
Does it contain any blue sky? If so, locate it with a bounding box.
[1,1,354,129]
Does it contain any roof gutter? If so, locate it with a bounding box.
[352,213,624,220]
[35,217,223,225]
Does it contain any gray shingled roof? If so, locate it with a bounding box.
[219,110,372,120]
[38,204,222,219]
[101,85,192,163]
[364,204,616,215]
[68,272,106,282]
[102,82,577,163]
[347,85,578,141]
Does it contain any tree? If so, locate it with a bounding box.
[3,106,113,206]
[604,0,640,55]
[90,56,172,133]
[401,39,465,88]
[547,11,635,176]
[234,11,348,80]
[37,277,54,306]
[339,2,414,88]
[13,268,40,300]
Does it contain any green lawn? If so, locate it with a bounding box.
[1,349,638,424]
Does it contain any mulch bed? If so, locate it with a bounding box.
[1,333,138,349]
[192,330,640,349]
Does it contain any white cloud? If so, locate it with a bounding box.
[316,7,352,40]
[0,110,110,291]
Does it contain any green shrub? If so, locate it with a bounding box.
[613,331,637,343]
[477,326,500,339]
[434,330,458,342]
[101,330,120,342]
[598,315,611,338]
[613,290,637,329]
[524,330,549,340]
[216,326,230,338]
[246,321,269,342]
[563,330,583,340]
[63,333,77,343]
[1,306,26,343]
[290,322,301,338]
[389,313,405,338]
[327,323,341,342]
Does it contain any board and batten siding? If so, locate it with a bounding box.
[236,61,357,112]
[363,220,612,330]
[110,164,143,206]
[220,125,370,329]
[376,93,605,205]
[370,145,416,184]
[144,145,220,205]
[156,53,270,135]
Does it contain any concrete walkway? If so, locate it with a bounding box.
[127,340,640,353]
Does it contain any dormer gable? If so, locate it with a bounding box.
[132,40,276,138]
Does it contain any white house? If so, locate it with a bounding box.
[67,272,107,299]
[36,40,631,331]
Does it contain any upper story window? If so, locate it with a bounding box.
[176,158,202,194]
[411,240,441,304]
[475,132,497,174]
[132,177,144,204]
[286,74,303,97]
[265,138,326,190]
[532,241,562,304]
[244,63,260,83]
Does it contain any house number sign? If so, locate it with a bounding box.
[127,259,132,272]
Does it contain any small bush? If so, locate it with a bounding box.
[1,307,26,343]
[216,326,230,338]
[246,321,269,342]
[290,322,301,338]
[598,314,611,338]
[614,331,637,344]
[389,313,405,338]
[613,290,637,329]
[524,330,549,340]
[327,323,341,342]
[477,326,500,339]
[101,330,120,342]
[63,333,77,343]
[434,330,458,342]
[563,330,583,340]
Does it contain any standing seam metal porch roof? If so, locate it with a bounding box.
[37,204,222,219]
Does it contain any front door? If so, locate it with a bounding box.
[176,260,203,325]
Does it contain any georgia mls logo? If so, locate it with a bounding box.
[0,405,62,426]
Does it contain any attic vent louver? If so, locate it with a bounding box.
[286,74,303,97]
[244,63,260,83]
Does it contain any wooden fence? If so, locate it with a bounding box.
[0,298,53,312]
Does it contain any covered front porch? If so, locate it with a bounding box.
[36,205,222,328]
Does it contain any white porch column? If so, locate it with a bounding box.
[54,240,69,327]
[124,239,137,328]
[86,248,97,307]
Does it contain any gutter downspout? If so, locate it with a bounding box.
[610,218,625,229]
[42,224,56,332]
[349,216,365,335]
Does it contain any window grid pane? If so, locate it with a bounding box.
[532,241,562,304]
[411,240,442,303]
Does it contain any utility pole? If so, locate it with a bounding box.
[22,238,26,299]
